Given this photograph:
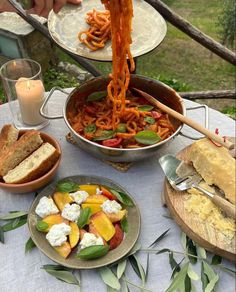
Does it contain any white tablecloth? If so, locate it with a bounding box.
[0,89,235,292]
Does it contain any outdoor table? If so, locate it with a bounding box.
[0,89,235,292]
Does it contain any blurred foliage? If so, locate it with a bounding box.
[221,106,236,119]
[217,0,236,48]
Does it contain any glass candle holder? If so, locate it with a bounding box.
[0,58,49,130]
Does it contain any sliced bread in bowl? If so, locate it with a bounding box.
[0,124,19,156]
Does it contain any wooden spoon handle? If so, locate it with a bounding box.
[134,88,234,150]
[212,195,236,220]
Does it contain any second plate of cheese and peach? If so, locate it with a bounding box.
[28,175,140,269]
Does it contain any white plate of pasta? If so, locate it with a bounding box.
[47,0,167,61]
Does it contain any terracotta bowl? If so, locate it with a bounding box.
[0,131,61,194]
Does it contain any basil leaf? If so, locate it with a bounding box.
[134,130,161,145]
[116,123,126,133]
[87,90,107,102]
[77,207,91,228]
[149,229,170,247]
[56,181,79,193]
[25,237,36,253]
[36,221,49,232]
[138,105,154,112]
[110,189,134,206]
[0,226,4,243]
[84,124,96,134]
[78,245,109,260]
[117,259,127,279]
[166,262,189,292]
[211,255,222,265]
[0,211,28,220]
[144,116,155,124]
[2,216,27,232]
[93,130,115,141]
[99,267,121,290]
[120,216,128,233]
[41,266,80,285]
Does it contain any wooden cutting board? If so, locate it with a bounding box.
[164,145,236,262]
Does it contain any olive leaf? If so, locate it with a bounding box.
[36,221,49,232]
[202,261,219,292]
[148,228,170,247]
[166,262,189,292]
[2,216,27,232]
[87,90,107,102]
[169,252,178,270]
[126,243,141,257]
[187,264,199,281]
[129,255,146,284]
[110,189,134,207]
[145,254,150,282]
[56,181,80,193]
[25,237,36,253]
[186,237,197,264]
[77,207,92,229]
[84,124,96,134]
[0,226,4,243]
[211,255,222,265]
[185,273,192,292]
[170,258,184,279]
[0,211,28,220]
[77,245,109,260]
[196,245,207,259]
[138,105,154,112]
[120,216,128,233]
[156,248,171,255]
[221,266,236,275]
[181,232,187,249]
[99,267,121,290]
[134,130,161,145]
[117,259,127,279]
[124,281,130,292]
[41,265,80,286]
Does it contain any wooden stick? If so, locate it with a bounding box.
[145,0,236,65]
[179,90,236,100]
[132,88,234,150]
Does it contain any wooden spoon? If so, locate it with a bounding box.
[132,88,234,150]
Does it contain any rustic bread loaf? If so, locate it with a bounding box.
[3,142,60,184]
[187,138,236,205]
[0,130,43,177]
[0,124,19,156]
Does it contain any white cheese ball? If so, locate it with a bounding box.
[46,223,71,247]
[101,200,122,214]
[61,203,81,222]
[79,232,104,250]
[70,190,89,204]
[35,196,59,218]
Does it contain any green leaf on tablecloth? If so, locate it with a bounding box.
[148,228,170,247]
[120,216,128,233]
[169,252,178,270]
[181,232,187,249]
[99,267,121,290]
[126,243,141,257]
[156,248,170,255]
[107,286,119,292]
[196,245,207,259]
[201,262,209,290]
[124,281,130,292]
[0,211,28,220]
[25,237,36,253]
[0,226,4,243]
[117,259,127,279]
[42,264,71,271]
[129,255,146,284]
[187,264,199,281]
[211,255,222,265]
[185,273,192,292]
[2,216,27,232]
[145,253,150,282]
[221,266,236,275]
[186,237,197,264]
[201,261,219,292]
[170,258,184,279]
[41,265,80,286]
[166,262,189,292]
[110,189,134,207]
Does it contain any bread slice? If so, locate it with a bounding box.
[0,124,19,156]
[3,142,60,184]
[187,138,236,205]
[0,130,43,177]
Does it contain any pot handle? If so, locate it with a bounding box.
[179,104,209,140]
[40,87,69,119]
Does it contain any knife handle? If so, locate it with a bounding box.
[212,195,236,220]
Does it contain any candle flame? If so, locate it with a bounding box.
[13,61,16,67]
[27,80,31,90]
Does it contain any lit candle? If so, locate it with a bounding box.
[15,77,46,125]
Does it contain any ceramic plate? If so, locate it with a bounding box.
[28,175,141,269]
[47,0,167,61]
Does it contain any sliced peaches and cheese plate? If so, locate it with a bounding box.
[28,175,140,269]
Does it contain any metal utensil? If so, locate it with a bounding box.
[159,154,236,219]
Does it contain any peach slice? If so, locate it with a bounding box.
[80,229,87,240]
[90,211,115,241]
[54,242,71,258]
[69,222,80,248]
[109,224,124,250]
[84,194,108,204]
[81,203,102,215]
[41,214,69,232]
[53,192,74,211]
[79,184,99,195]
[106,209,127,223]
